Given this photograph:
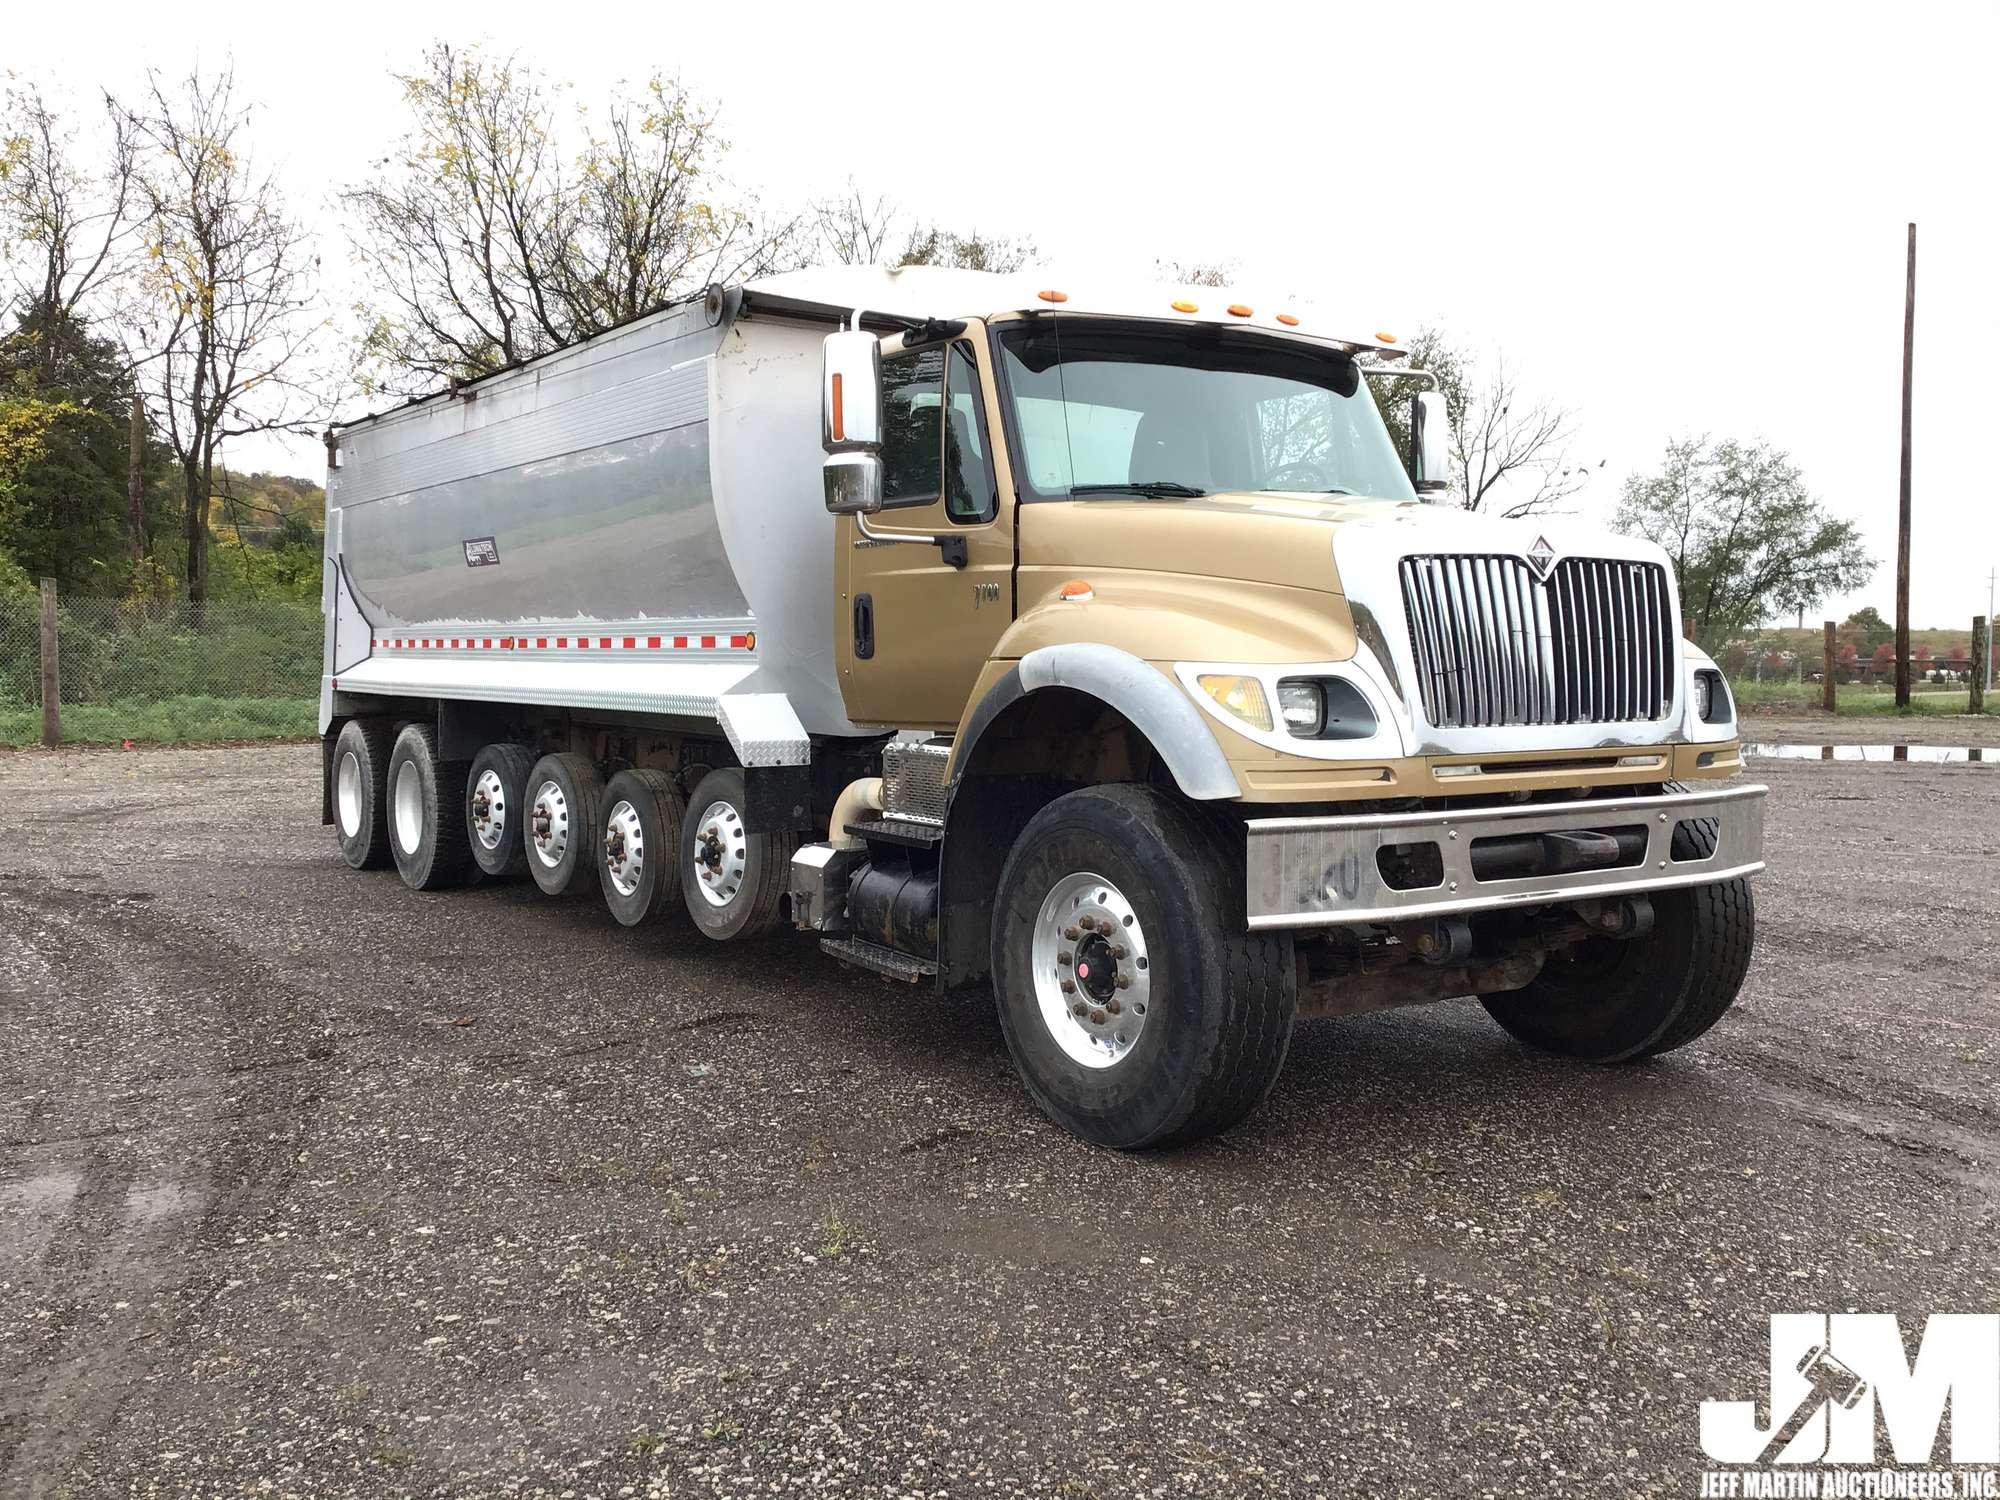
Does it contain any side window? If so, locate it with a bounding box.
[944,342,996,523]
[880,345,945,505]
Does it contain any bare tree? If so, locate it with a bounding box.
[343,46,799,389]
[0,83,141,356]
[125,67,322,603]
[896,224,1035,273]
[1370,328,1594,517]
[811,181,899,265]
[1156,259,1234,288]
[1,82,152,557]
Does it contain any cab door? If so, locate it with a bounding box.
[836,326,1014,728]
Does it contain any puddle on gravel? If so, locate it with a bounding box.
[1743,742,1993,764]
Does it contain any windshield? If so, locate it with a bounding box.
[994,319,1416,503]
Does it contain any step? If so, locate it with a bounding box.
[843,814,945,848]
[819,935,939,984]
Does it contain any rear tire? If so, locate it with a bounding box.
[386,723,477,891]
[1479,819,1755,1062]
[332,717,393,870]
[680,767,795,941]
[466,742,535,879]
[990,785,1296,1150]
[599,769,686,928]
[523,753,604,897]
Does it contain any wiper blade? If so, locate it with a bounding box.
[1069,480,1207,499]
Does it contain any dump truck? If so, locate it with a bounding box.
[319,264,1765,1148]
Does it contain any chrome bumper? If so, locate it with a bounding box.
[1245,784,1767,930]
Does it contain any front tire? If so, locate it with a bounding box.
[990,785,1296,1150]
[386,724,476,891]
[1480,819,1754,1063]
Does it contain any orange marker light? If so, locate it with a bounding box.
[1375,331,1397,343]
[1276,312,1300,327]
[1227,303,1253,317]
[1038,289,1069,303]
[1058,580,1095,603]
[1171,299,1199,313]
[830,372,845,441]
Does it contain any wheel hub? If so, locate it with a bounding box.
[691,799,747,908]
[1030,872,1152,1069]
[603,799,645,897]
[470,768,509,851]
[530,781,569,868]
[336,751,363,838]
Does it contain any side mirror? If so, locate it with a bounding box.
[822,328,884,515]
[823,450,883,515]
[822,328,882,452]
[1411,389,1453,498]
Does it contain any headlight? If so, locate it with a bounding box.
[1693,669,1730,724]
[1196,674,1272,732]
[1276,679,1326,736]
[1692,672,1712,721]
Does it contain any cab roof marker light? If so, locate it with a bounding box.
[1037,289,1069,303]
[1171,299,1199,313]
[1276,312,1300,326]
[1375,331,1397,343]
[1227,303,1254,318]
[1057,580,1094,603]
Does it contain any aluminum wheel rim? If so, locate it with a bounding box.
[393,760,424,854]
[604,799,647,898]
[469,767,509,853]
[691,799,748,908]
[1030,871,1152,1069]
[530,779,570,869]
[336,751,363,838]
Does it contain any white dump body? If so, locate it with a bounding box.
[322,292,859,753]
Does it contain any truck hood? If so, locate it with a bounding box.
[1017,492,1669,594]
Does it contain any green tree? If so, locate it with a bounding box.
[1840,606,1893,652]
[1614,436,1873,651]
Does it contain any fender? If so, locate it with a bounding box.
[953,643,1241,801]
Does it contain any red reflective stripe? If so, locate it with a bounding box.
[536,637,548,649]
[647,636,661,649]
[577,638,589,649]
[700,635,716,648]
[599,637,612,649]
[673,636,688,648]
[482,638,493,649]
[622,636,636,649]
[730,634,752,649]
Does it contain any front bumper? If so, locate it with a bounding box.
[1245,784,1767,929]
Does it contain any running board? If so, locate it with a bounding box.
[820,935,938,983]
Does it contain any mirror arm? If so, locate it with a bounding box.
[855,512,968,568]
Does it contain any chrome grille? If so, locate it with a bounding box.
[1398,554,1678,728]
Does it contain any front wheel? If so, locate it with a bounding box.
[990,785,1296,1150]
[1480,876,1755,1061]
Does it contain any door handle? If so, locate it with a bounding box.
[852,593,874,660]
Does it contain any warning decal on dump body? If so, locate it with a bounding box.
[463,536,500,567]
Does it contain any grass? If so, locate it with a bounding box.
[0,694,316,747]
[1730,677,1997,717]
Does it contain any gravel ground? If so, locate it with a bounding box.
[1,746,1994,1499]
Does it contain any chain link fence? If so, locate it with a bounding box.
[0,588,321,746]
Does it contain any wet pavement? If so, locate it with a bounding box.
[1,745,1996,1499]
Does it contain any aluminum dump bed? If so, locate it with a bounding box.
[321,291,860,754]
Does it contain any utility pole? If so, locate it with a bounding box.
[1894,222,1916,708]
[1987,568,1996,692]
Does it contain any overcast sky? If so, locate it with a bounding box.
[12,0,1996,628]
